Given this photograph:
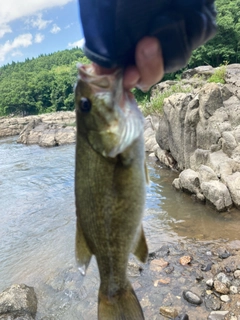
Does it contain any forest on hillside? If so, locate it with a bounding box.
[0,0,239,116]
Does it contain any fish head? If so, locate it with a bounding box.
[75,64,144,158]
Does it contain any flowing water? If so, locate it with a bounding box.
[0,136,239,319]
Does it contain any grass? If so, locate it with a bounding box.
[207,65,226,84]
[140,83,192,116]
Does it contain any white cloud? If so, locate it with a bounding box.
[0,0,74,25]
[0,33,32,62]
[11,50,23,57]
[50,24,61,34]
[0,23,12,38]
[68,38,85,48]
[26,13,52,30]
[35,33,45,43]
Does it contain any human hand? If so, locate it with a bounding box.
[93,37,164,92]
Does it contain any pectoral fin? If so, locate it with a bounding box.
[133,226,148,263]
[75,218,92,275]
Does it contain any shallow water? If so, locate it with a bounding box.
[0,137,239,319]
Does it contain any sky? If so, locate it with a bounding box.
[0,0,84,66]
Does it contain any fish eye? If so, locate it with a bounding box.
[79,97,91,113]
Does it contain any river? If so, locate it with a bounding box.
[0,136,240,319]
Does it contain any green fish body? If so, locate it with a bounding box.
[75,64,148,320]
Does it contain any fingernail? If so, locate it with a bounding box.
[136,83,150,92]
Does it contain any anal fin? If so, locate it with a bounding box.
[133,225,148,263]
[75,218,92,275]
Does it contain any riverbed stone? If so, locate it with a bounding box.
[214,280,230,294]
[234,270,240,279]
[205,294,221,311]
[215,272,231,287]
[200,180,232,211]
[230,286,238,294]
[220,295,230,302]
[208,311,229,320]
[159,306,178,319]
[0,284,37,319]
[182,290,203,305]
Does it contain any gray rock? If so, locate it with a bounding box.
[199,165,218,183]
[0,284,37,319]
[208,311,229,320]
[205,294,221,311]
[182,290,203,305]
[201,180,232,211]
[215,272,231,287]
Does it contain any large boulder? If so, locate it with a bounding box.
[17,120,76,147]
[0,284,37,319]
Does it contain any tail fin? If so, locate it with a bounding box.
[98,281,144,320]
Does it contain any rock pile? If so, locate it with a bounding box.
[152,64,240,211]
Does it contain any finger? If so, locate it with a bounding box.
[135,37,164,92]
[123,65,140,90]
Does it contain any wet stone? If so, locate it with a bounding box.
[179,256,192,266]
[205,294,221,311]
[174,314,189,320]
[182,290,203,305]
[219,251,231,259]
[214,280,230,294]
[165,266,174,274]
[150,258,169,272]
[202,262,214,272]
[159,306,178,319]
[208,311,229,320]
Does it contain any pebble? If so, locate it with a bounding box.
[174,314,189,320]
[150,258,169,272]
[179,256,192,266]
[208,311,229,320]
[159,306,178,319]
[234,270,240,279]
[230,285,238,294]
[215,272,231,287]
[201,262,214,272]
[220,295,230,302]
[219,251,231,259]
[205,295,221,311]
[182,290,203,305]
[214,280,230,294]
[165,266,174,274]
[206,279,214,287]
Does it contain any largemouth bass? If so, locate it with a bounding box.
[75,64,148,320]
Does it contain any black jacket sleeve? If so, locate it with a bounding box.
[78,0,217,73]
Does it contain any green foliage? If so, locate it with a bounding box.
[0,48,89,116]
[131,88,150,105]
[188,0,240,68]
[207,65,227,84]
[141,84,192,116]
